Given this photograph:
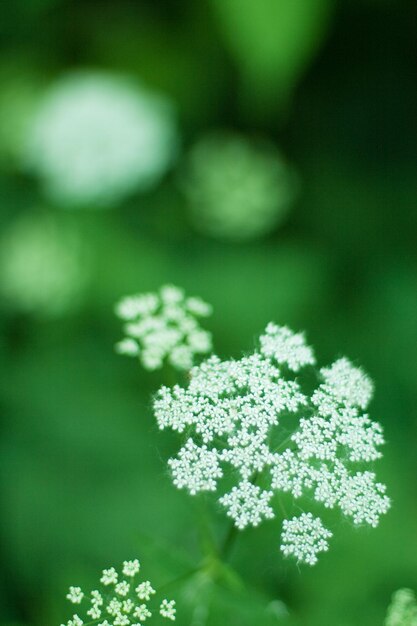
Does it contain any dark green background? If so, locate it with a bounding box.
[0,1,416,625]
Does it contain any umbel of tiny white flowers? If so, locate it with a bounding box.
[153,322,390,566]
[115,284,212,371]
[385,589,417,626]
[62,559,176,626]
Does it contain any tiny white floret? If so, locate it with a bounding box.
[122,559,140,577]
[160,599,176,621]
[66,587,84,604]
[100,567,118,586]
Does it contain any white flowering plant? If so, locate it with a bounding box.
[107,286,391,623]
[61,559,176,626]
[153,320,390,565]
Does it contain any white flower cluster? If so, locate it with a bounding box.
[385,589,417,626]
[24,71,178,208]
[259,323,316,372]
[168,438,222,494]
[61,559,176,626]
[219,481,274,530]
[153,323,390,565]
[115,285,212,371]
[280,513,332,566]
[183,132,297,241]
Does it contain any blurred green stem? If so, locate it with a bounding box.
[218,472,262,562]
[158,565,203,593]
[219,521,239,561]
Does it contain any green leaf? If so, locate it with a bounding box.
[211,0,334,118]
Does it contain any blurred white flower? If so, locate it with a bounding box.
[0,211,89,316]
[385,589,417,626]
[153,323,390,564]
[24,71,178,208]
[183,132,297,241]
[115,284,212,371]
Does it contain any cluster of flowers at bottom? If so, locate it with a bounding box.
[61,559,176,626]
[154,322,390,566]
[115,284,212,371]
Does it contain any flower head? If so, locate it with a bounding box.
[280,513,332,566]
[135,581,155,602]
[101,567,118,586]
[153,323,390,565]
[259,323,315,371]
[183,132,297,241]
[385,589,417,626]
[219,481,274,530]
[91,590,103,606]
[115,285,212,371]
[63,559,176,625]
[160,599,176,621]
[23,71,178,208]
[67,615,83,626]
[66,587,84,604]
[320,357,374,409]
[115,581,130,597]
[133,604,152,621]
[168,438,223,495]
[122,559,140,577]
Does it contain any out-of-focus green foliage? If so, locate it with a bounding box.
[0,60,45,167]
[211,0,334,117]
[0,1,416,626]
[0,210,90,316]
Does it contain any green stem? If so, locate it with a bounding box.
[157,565,203,592]
[219,521,240,561]
[197,496,218,558]
[219,470,263,561]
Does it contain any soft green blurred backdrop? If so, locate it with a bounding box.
[0,1,416,625]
